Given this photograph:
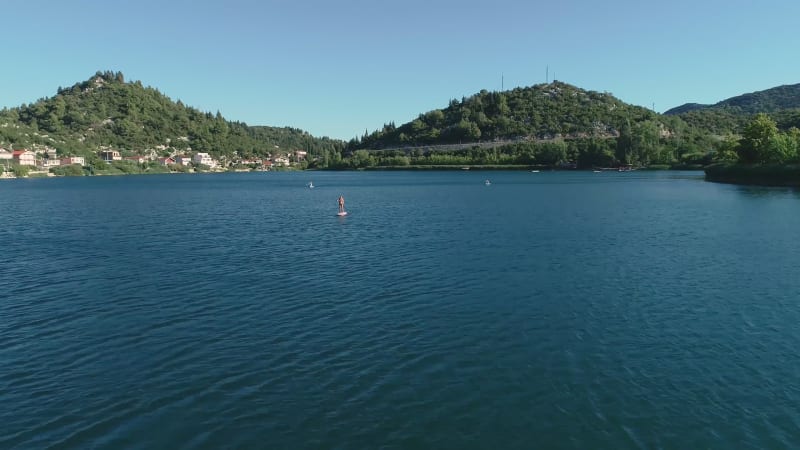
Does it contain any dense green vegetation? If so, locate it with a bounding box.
[0,71,344,165]
[704,114,800,186]
[343,81,724,169]
[667,83,800,147]
[352,82,663,147]
[2,71,800,175]
[666,83,800,115]
[705,163,800,186]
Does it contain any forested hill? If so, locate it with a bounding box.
[665,83,800,115]
[663,83,800,135]
[351,81,673,150]
[0,70,344,159]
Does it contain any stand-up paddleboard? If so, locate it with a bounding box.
[337,211,348,217]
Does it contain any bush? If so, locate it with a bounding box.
[642,164,671,170]
[11,164,30,177]
[111,161,142,174]
[50,164,85,176]
[705,163,800,186]
[144,163,170,174]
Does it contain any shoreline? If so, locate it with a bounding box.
[704,164,800,187]
[2,165,706,179]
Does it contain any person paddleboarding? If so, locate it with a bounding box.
[337,194,346,215]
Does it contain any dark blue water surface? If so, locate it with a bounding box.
[2,170,800,449]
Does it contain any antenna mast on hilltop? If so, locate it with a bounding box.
[546,65,549,83]
[502,73,504,91]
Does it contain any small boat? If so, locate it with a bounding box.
[484,179,491,186]
[308,181,314,188]
[530,170,540,173]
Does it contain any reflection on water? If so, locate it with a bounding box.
[733,184,800,198]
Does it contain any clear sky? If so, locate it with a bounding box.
[3,0,799,140]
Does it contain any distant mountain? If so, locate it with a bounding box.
[662,103,708,115]
[665,83,800,115]
[353,81,666,150]
[0,70,344,159]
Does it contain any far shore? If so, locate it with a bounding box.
[705,164,800,187]
[2,164,710,179]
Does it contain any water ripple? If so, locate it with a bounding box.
[2,172,800,448]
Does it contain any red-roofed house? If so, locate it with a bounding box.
[158,157,175,166]
[12,150,36,166]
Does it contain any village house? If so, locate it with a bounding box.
[41,158,61,169]
[273,155,290,166]
[262,160,273,170]
[12,150,36,166]
[124,155,147,164]
[60,156,85,166]
[158,157,175,166]
[174,155,192,166]
[0,149,12,165]
[99,150,122,162]
[192,152,217,168]
[294,150,308,160]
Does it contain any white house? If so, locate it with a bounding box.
[273,155,290,166]
[41,158,61,168]
[192,152,217,168]
[175,155,192,166]
[124,156,147,164]
[60,156,85,166]
[0,149,12,162]
[100,150,122,162]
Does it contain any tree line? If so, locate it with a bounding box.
[2,71,799,173]
[0,71,344,162]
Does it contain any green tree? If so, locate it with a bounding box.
[767,133,798,163]
[536,142,567,165]
[714,135,740,162]
[632,120,661,165]
[739,113,779,163]
[616,121,633,164]
[11,164,30,177]
[351,149,373,168]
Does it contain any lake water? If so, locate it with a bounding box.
[2,170,800,449]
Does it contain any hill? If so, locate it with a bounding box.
[663,83,800,136]
[665,83,800,115]
[337,81,733,170]
[352,81,674,150]
[662,103,707,115]
[0,70,344,162]
[1,72,757,172]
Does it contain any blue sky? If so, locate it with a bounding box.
[3,0,799,140]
